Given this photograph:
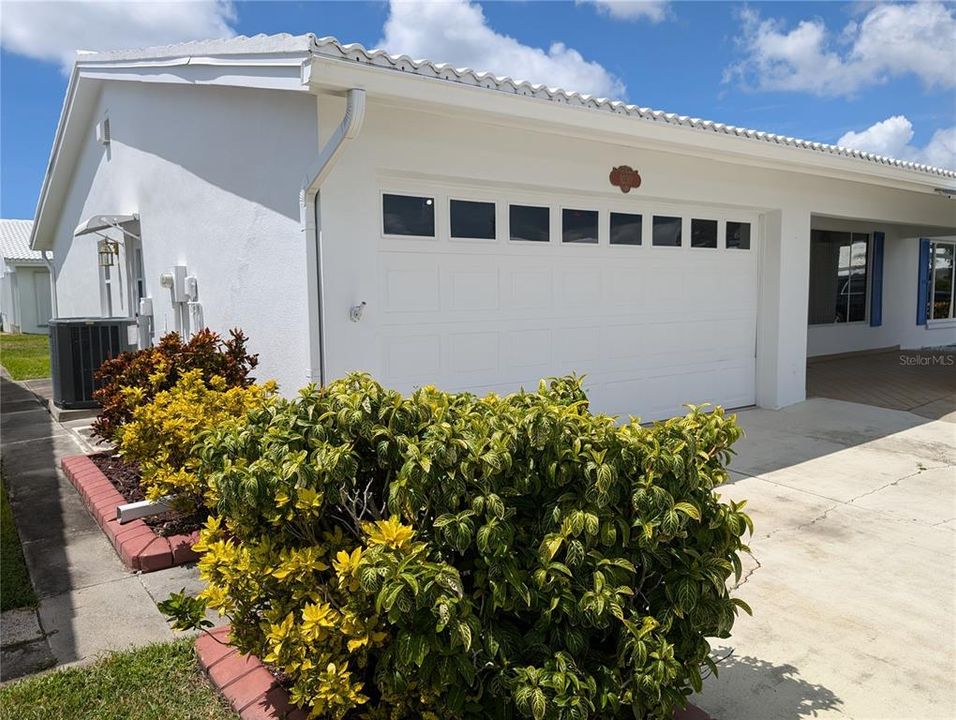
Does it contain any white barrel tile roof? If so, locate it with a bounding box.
[0,219,40,261]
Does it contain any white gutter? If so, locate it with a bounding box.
[41,251,58,318]
[300,88,366,385]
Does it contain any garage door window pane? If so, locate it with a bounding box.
[726,221,751,249]
[510,205,550,242]
[610,212,642,245]
[691,218,718,248]
[383,194,435,236]
[563,209,598,244]
[653,216,682,246]
[451,200,496,239]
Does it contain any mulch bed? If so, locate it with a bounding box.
[88,453,204,537]
[61,455,201,573]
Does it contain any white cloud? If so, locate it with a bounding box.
[837,116,956,170]
[726,2,956,96]
[380,0,626,99]
[0,0,237,72]
[578,0,670,23]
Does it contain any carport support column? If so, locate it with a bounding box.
[756,207,811,409]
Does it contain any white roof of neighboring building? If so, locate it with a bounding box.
[75,33,956,181]
[0,219,42,262]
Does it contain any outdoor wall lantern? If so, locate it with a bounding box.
[97,238,120,267]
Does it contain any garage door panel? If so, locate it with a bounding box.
[372,199,758,419]
[505,268,552,309]
[557,269,602,310]
[382,258,440,313]
[594,360,755,419]
[503,329,552,370]
[450,332,499,375]
[554,326,601,364]
[383,334,442,380]
[449,270,499,311]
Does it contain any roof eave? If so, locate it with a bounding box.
[306,48,956,191]
[30,50,313,252]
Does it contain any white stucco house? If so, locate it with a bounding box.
[1,219,53,334]
[28,35,956,419]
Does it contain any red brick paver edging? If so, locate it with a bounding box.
[61,454,199,572]
[196,626,713,720]
[196,626,307,720]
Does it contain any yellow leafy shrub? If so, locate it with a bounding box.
[192,515,391,719]
[118,370,275,509]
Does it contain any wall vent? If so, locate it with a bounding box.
[96,116,111,145]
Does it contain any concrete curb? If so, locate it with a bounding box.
[195,625,712,720]
[60,455,200,573]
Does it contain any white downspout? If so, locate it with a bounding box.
[301,87,366,386]
[41,250,58,318]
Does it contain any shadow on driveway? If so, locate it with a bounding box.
[704,652,843,719]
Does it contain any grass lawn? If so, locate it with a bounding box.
[0,474,37,611]
[0,638,237,720]
[0,333,49,380]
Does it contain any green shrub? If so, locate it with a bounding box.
[92,328,258,442]
[117,370,276,510]
[174,373,752,720]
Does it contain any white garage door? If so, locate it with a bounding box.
[373,184,759,420]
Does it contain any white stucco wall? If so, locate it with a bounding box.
[49,81,318,393]
[315,98,956,409]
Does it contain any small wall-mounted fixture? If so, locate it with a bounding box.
[349,301,367,322]
[96,116,111,146]
[97,238,119,267]
[934,187,955,199]
[159,265,187,302]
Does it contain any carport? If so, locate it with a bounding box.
[808,347,956,421]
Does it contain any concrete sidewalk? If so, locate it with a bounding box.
[0,376,205,680]
[697,398,956,720]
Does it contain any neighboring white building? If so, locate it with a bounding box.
[1,219,52,334]
[27,35,956,419]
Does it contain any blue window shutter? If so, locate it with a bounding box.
[917,238,930,325]
[869,232,884,327]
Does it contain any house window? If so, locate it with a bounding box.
[610,212,642,245]
[930,240,955,320]
[510,204,550,242]
[726,221,751,250]
[450,199,496,239]
[808,231,869,324]
[690,219,718,248]
[562,209,598,244]
[653,216,682,246]
[383,193,435,236]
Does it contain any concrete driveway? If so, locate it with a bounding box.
[696,398,955,720]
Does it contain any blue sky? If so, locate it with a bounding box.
[2,1,954,220]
